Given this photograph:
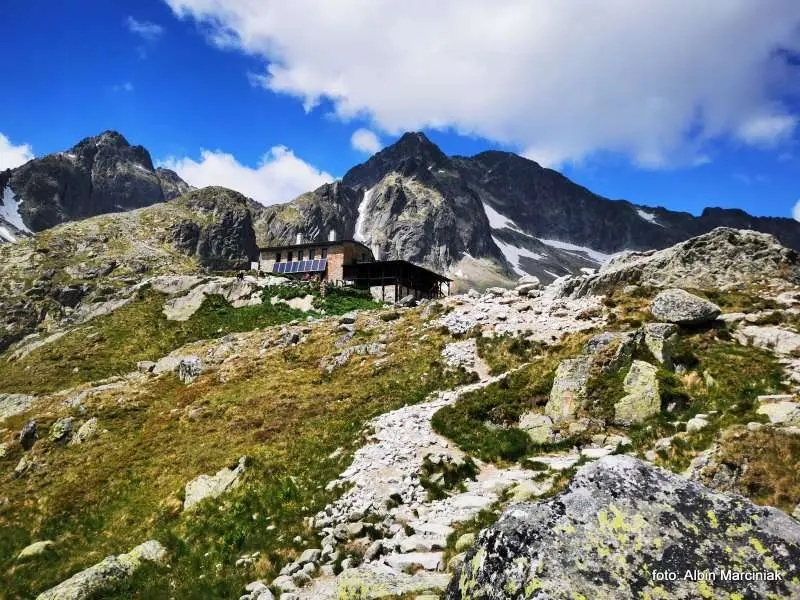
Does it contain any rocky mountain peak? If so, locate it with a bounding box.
[342,131,451,189]
[75,130,131,150]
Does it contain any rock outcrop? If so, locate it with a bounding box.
[558,228,800,298]
[446,455,800,600]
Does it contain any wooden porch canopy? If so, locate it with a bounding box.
[343,260,451,300]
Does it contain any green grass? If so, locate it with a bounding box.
[0,286,381,395]
[628,328,787,470]
[431,334,588,464]
[475,334,543,375]
[0,312,471,599]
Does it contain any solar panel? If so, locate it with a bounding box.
[272,259,328,274]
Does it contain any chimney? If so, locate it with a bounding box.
[329,230,336,242]
[296,232,303,244]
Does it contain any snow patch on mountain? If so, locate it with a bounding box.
[537,238,624,265]
[354,185,377,242]
[1,186,30,233]
[492,235,547,276]
[482,202,520,231]
[636,208,663,226]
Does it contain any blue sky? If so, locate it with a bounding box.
[1,0,799,218]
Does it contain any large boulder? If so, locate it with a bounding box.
[650,288,720,325]
[35,540,167,600]
[446,455,800,600]
[613,360,660,425]
[544,357,593,421]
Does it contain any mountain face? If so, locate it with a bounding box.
[256,132,800,288]
[0,131,190,241]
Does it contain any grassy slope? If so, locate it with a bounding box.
[0,305,467,599]
[0,287,380,395]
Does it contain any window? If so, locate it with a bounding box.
[298,249,304,261]
[321,247,328,259]
[275,252,281,262]
[309,248,316,260]
[288,251,293,262]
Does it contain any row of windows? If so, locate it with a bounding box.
[275,247,328,262]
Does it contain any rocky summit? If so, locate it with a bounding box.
[0,131,189,239]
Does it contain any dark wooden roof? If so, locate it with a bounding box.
[344,259,451,282]
[259,239,373,254]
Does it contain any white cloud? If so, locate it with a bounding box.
[166,0,800,167]
[112,82,135,93]
[736,113,797,146]
[126,16,164,42]
[161,146,333,206]
[0,133,33,170]
[793,199,800,222]
[350,128,382,154]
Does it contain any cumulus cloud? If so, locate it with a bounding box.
[351,128,382,154]
[793,199,800,222]
[126,16,164,42]
[0,133,33,170]
[166,0,800,167]
[161,146,333,206]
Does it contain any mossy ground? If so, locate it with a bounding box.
[0,286,380,395]
[0,309,469,599]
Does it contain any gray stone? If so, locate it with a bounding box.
[136,360,156,373]
[385,551,444,572]
[756,396,800,425]
[686,416,710,433]
[545,356,592,420]
[297,548,321,565]
[17,540,55,561]
[0,393,34,422]
[650,288,720,325]
[735,325,800,355]
[517,413,554,444]
[184,456,247,510]
[19,418,37,450]
[177,356,203,384]
[613,360,660,425]
[642,322,678,368]
[49,417,74,443]
[445,455,800,600]
[35,540,166,600]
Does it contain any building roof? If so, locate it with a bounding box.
[259,238,373,253]
[345,259,452,282]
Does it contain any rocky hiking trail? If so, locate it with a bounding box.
[246,339,625,600]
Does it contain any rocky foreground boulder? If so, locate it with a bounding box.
[446,455,800,600]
